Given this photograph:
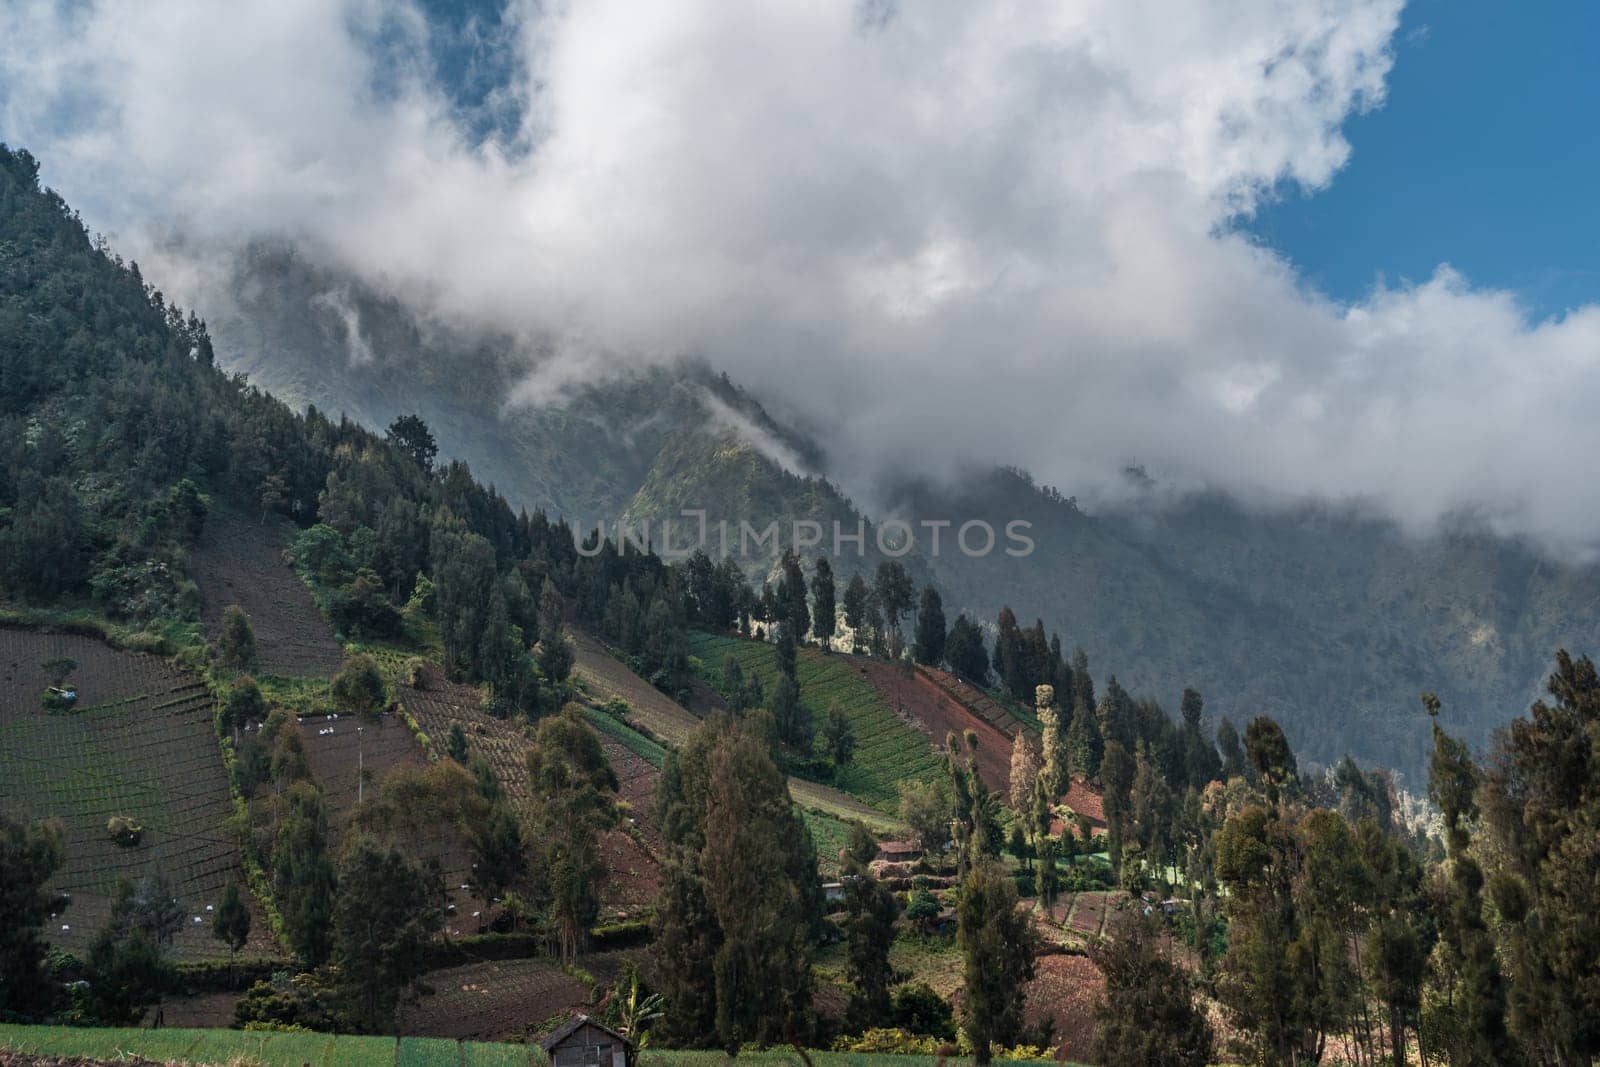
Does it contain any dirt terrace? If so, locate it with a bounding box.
[189,515,342,678]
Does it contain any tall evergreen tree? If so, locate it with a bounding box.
[525,707,619,963]
[842,573,869,647]
[957,860,1036,1064]
[842,858,901,1030]
[1037,685,1066,798]
[873,561,914,637]
[0,817,63,1016]
[331,836,444,1031]
[778,550,810,642]
[272,782,337,967]
[811,557,837,651]
[653,719,820,1050]
[945,613,990,683]
[1090,912,1214,1067]
[218,604,256,671]
[912,584,946,666]
[1008,728,1042,817]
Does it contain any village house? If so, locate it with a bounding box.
[539,1015,633,1067]
[873,839,922,863]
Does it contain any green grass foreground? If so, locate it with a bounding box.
[0,1024,1076,1067]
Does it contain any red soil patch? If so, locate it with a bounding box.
[189,515,342,678]
[1025,953,1104,1063]
[857,659,1015,792]
[917,665,1029,736]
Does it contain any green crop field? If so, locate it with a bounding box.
[584,706,668,767]
[0,1025,1073,1067]
[688,633,943,812]
[399,1035,473,1066]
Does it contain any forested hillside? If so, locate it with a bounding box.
[177,239,1600,780]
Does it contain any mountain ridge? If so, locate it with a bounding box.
[178,239,1600,781]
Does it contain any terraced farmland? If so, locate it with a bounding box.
[688,632,944,812]
[572,629,699,745]
[918,664,1033,735]
[189,514,343,678]
[0,628,276,960]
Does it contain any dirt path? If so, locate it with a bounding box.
[189,515,342,678]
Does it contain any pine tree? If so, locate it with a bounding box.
[385,414,438,473]
[913,584,946,665]
[842,573,869,645]
[331,836,443,1031]
[272,783,336,967]
[1217,716,1246,780]
[843,859,901,1029]
[0,817,63,1016]
[873,561,914,636]
[1038,685,1065,798]
[958,860,1036,1064]
[779,550,810,641]
[218,604,256,671]
[811,557,837,651]
[1065,691,1102,781]
[702,723,820,1050]
[1090,912,1214,1067]
[824,702,855,766]
[210,881,251,973]
[1426,694,1517,1064]
[525,707,618,963]
[945,613,990,683]
[771,675,812,752]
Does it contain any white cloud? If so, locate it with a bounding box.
[5,0,1600,551]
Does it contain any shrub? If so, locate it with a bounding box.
[107,815,143,847]
[832,1028,943,1054]
[330,654,387,717]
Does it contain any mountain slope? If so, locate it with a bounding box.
[182,239,1600,781]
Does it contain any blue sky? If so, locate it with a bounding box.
[1248,0,1600,321]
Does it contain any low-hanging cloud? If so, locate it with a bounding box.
[4,0,1599,552]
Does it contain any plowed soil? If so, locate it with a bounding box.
[189,515,342,678]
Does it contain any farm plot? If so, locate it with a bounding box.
[0,629,276,960]
[295,709,480,920]
[1061,890,1132,940]
[918,665,1034,735]
[399,681,659,908]
[688,632,944,812]
[860,659,1013,793]
[398,956,595,1041]
[189,514,343,678]
[1024,953,1105,1063]
[572,630,700,746]
[299,710,426,831]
